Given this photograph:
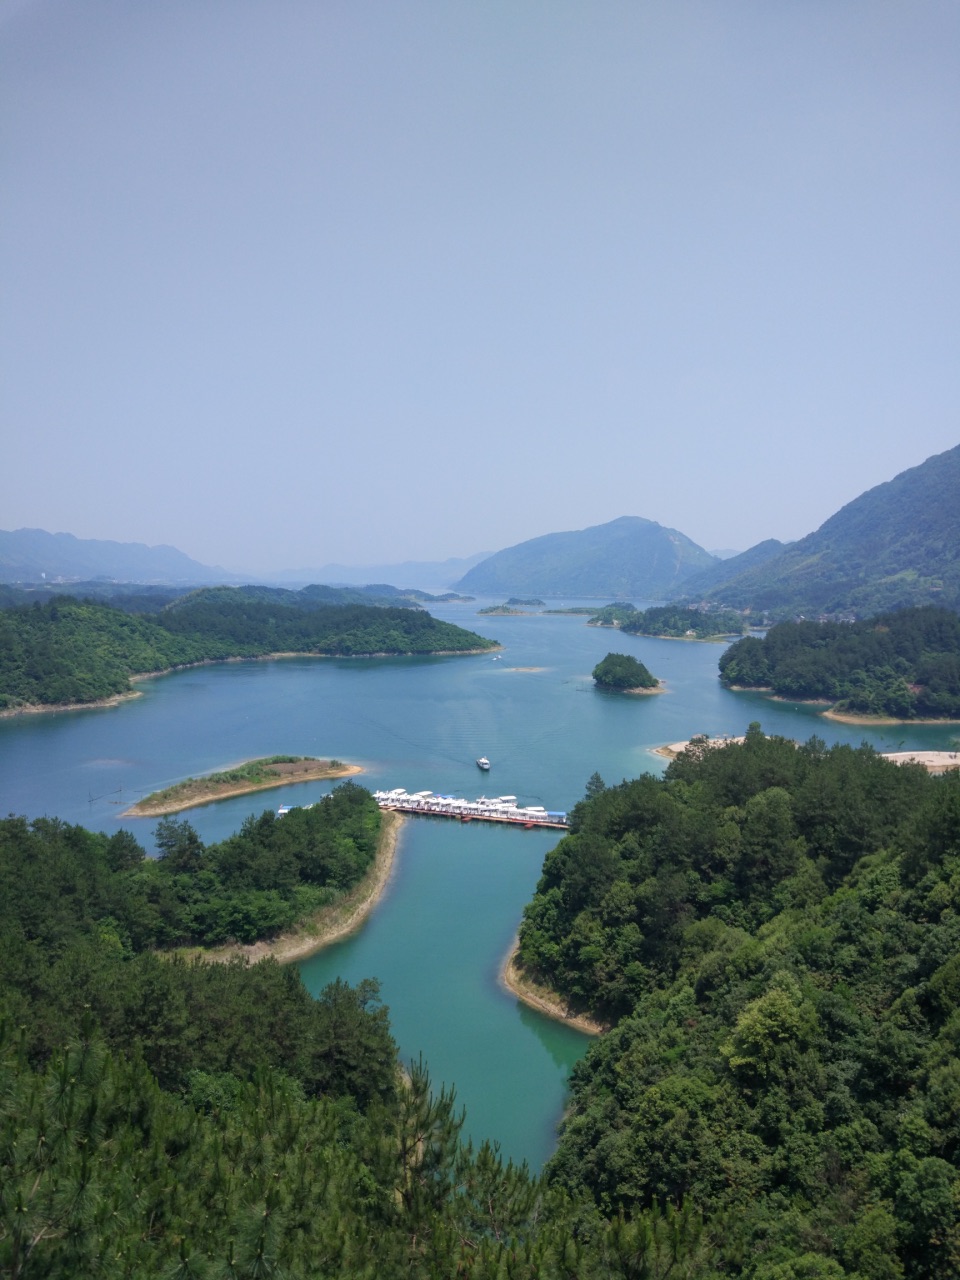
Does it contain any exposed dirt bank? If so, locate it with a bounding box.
[179,810,405,967]
[500,939,606,1036]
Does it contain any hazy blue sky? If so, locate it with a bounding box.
[3,1,958,573]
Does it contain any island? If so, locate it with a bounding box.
[592,651,661,692]
[719,604,960,720]
[590,602,749,639]
[0,590,498,714]
[123,755,361,817]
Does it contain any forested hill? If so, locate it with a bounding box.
[1,800,724,1277]
[697,443,960,615]
[589,603,749,639]
[515,729,960,1277]
[719,604,960,718]
[456,516,717,597]
[0,595,495,710]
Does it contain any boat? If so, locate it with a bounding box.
[371,787,568,829]
[476,757,491,770]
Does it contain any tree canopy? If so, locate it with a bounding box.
[515,727,960,1277]
[592,652,659,690]
[719,605,960,718]
[0,594,495,709]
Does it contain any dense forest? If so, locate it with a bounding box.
[589,604,748,639]
[0,593,495,709]
[1,782,381,957]
[592,652,659,691]
[719,605,960,718]
[514,727,960,1277]
[1,797,718,1278]
[7,743,960,1273]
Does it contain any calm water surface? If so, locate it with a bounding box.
[3,599,958,1166]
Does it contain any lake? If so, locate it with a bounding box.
[2,598,957,1166]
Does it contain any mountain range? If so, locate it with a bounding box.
[4,444,959,616]
[0,529,236,585]
[692,444,960,615]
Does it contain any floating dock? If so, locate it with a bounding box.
[372,789,569,829]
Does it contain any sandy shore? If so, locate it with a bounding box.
[881,750,960,773]
[122,759,362,817]
[500,939,606,1036]
[625,683,665,695]
[653,735,745,759]
[822,708,960,726]
[183,810,405,967]
[0,690,142,718]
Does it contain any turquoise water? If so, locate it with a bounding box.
[2,599,958,1166]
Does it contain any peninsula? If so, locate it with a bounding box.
[123,755,361,817]
[0,591,497,713]
[719,605,960,721]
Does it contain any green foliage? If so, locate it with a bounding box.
[720,605,960,718]
[457,515,716,598]
[515,729,960,1277]
[588,603,642,626]
[0,595,495,709]
[593,652,659,690]
[621,604,749,639]
[0,783,381,962]
[696,443,960,616]
[8,736,960,1273]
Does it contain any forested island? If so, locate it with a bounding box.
[513,727,960,1277]
[592,652,660,692]
[125,755,360,816]
[589,603,748,639]
[719,604,960,719]
[0,591,496,711]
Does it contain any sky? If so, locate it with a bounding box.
[2,1,959,574]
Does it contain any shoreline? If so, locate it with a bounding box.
[593,629,741,643]
[728,686,960,727]
[499,938,606,1036]
[0,646,499,720]
[0,689,143,718]
[122,759,363,818]
[181,809,405,967]
[653,735,745,759]
[821,708,960,726]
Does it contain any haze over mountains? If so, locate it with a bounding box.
[455,516,716,598]
[3,444,958,617]
[694,444,960,615]
[0,529,237,586]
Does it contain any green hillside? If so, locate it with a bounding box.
[514,729,960,1278]
[0,594,495,710]
[457,516,717,598]
[719,604,960,718]
[699,445,960,616]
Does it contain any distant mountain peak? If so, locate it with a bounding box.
[456,515,716,598]
[696,444,960,615]
[0,528,235,585]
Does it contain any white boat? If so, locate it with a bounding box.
[476,757,491,770]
